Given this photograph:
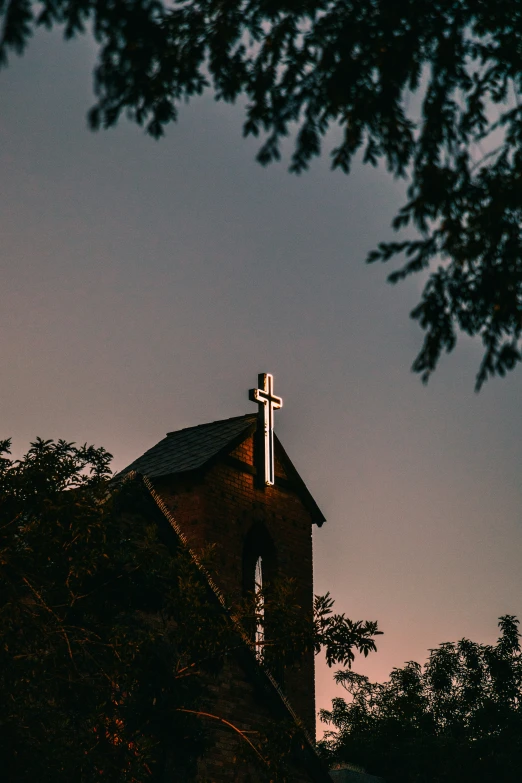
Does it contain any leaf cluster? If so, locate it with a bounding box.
[0,437,382,781]
[314,593,381,669]
[0,438,230,781]
[4,2,522,383]
[319,615,522,783]
[240,584,381,674]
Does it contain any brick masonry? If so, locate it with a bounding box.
[151,431,318,781]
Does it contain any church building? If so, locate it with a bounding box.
[118,374,331,782]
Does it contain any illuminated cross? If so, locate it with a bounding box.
[249,373,283,486]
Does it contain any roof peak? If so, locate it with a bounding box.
[166,412,256,437]
[117,411,325,526]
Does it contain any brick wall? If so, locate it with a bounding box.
[152,432,317,763]
[195,658,311,783]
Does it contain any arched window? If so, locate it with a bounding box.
[254,555,264,660]
[243,522,276,662]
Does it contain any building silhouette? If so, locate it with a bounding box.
[118,376,331,781]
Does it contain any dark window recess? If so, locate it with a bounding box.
[242,522,284,685]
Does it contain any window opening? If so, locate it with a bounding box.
[254,555,264,660]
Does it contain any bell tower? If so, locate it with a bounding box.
[119,374,325,742]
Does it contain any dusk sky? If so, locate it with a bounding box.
[3,28,522,736]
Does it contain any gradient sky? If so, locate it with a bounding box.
[3,27,522,737]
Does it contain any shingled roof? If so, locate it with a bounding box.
[116,412,325,525]
[117,413,257,479]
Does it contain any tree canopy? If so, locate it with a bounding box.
[3,1,522,387]
[320,616,522,783]
[0,436,380,781]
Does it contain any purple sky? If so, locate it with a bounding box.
[3,28,522,737]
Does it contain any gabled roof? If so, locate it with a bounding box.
[117,413,325,525]
[118,414,257,478]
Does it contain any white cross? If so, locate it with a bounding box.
[249,373,283,486]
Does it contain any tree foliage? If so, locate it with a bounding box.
[0,437,225,781]
[0,436,380,781]
[320,616,522,783]
[3,1,522,386]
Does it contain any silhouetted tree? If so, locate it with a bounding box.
[0,436,380,781]
[320,616,522,783]
[3,2,522,386]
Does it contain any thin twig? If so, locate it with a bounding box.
[22,577,75,662]
[0,513,22,531]
[469,144,503,173]
[176,709,268,765]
